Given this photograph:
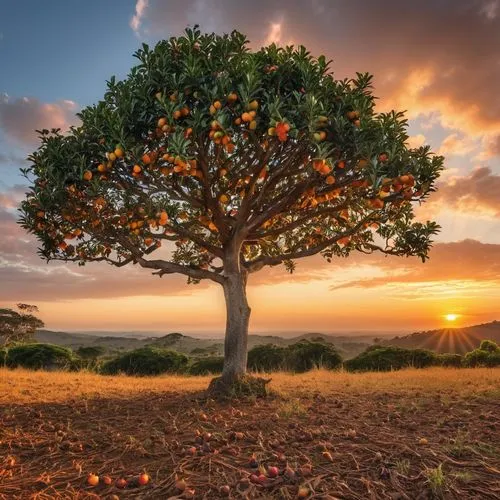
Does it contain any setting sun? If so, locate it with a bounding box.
[445,313,459,321]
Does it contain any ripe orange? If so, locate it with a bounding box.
[133,165,142,174]
[325,175,335,185]
[83,170,93,181]
[87,474,99,487]
[138,473,150,486]
[142,154,151,164]
[337,160,346,169]
[209,105,216,115]
[173,110,182,119]
[114,147,124,158]
[102,475,112,486]
[181,106,190,116]
[158,117,167,128]
[97,163,106,173]
[241,112,252,123]
[248,99,259,110]
[213,100,222,110]
[234,117,242,125]
[249,120,257,130]
[227,92,238,102]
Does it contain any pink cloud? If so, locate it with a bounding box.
[0,94,79,146]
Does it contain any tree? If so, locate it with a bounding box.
[0,304,44,345]
[19,28,443,394]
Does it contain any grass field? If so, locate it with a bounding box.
[1,367,499,498]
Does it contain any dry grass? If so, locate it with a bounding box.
[1,367,499,499]
[1,366,498,404]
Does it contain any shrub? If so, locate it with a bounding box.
[6,343,76,371]
[76,346,106,359]
[0,347,6,366]
[464,340,500,367]
[247,344,287,372]
[188,357,224,375]
[479,340,499,353]
[436,353,463,367]
[344,346,437,372]
[100,347,188,376]
[286,341,342,372]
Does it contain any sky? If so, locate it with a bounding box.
[0,0,499,335]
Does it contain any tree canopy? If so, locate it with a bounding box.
[0,304,44,345]
[19,27,443,284]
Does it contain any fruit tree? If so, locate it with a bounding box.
[19,28,443,393]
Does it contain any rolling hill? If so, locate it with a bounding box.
[383,320,500,354]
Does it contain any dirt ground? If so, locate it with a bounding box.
[0,368,499,499]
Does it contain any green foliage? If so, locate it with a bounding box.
[344,346,437,372]
[464,340,500,367]
[436,353,463,367]
[248,344,287,372]
[19,27,443,283]
[6,343,76,371]
[76,345,106,359]
[248,341,342,372]
[188,356,224,375]
[0,347,6,365]
[286,340,342,372]
[100,347,188,376]
[0,304,44,345]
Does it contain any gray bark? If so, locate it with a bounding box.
[221,243,251,383]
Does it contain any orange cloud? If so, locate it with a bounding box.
[331,239,500,290]
[427,167,500,218]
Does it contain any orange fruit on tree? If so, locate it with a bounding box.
[114,146,124,158]
[241,112,252,123]
[249,120,257,130]
[133,165,142,174]
[83,170,93,181]
[325,175,335,185]
[142,153,151,164]
[158,117,167,128]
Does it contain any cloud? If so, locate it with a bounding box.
[0,94,78,146]
[406,134,426,149]
[264,22,283,45]
[428,167,500,218]
[437,134,477,156]
[130,0,149,34]
[331,239,500,290]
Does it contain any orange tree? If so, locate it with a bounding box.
[19,28,443,393]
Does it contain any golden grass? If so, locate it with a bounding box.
[1,367,498,405]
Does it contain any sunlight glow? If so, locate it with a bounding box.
[445,313,459,321]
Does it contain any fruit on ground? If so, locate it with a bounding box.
[87,473,99,487]
[138,473,150,485]
[116,478,127,489]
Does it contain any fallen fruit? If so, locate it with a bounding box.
[322,451,334,462]
[298,486,310,498]
[267,466,279,478]
[87,473,99,487]
[175,477,187,491]
[102,475,113,485]
[220,485,231,496]
[138,473,150,486]
[419,437,429,445]
[115,478,127,489]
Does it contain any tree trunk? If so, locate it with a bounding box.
[221,270,250,383]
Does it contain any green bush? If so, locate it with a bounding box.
[0,347,6,366]
[286,341,342,372]
[436,353,463,367]
[464,340,500,367]
[6,343,76,371]
[188,357,224,375]
[344,346,437,372]
[100,347,188,376]
[76,346,106,359]
[247,344,287,372]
